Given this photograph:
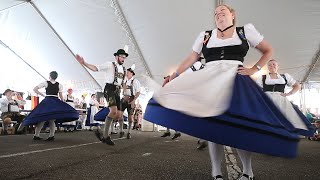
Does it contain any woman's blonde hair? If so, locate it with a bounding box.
[216,4,236,25]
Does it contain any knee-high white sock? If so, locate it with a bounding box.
[103,116,113,138]
[111,121,115,132]
[35,121,45,137]
[236,149,253,177]
[128,122,133,133]
[3,124,8,130]
[166,128,170,133]
[119,119,124,132]
[49,120,56,137]
[208,142,224,177]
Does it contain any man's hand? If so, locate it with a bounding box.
[76,54,85,64]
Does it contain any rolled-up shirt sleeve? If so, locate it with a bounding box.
[97,62,112,72]
[133,80,141,94]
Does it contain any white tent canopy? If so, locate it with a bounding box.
[0,0,319,94]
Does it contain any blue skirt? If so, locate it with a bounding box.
[145,75,304,158]
[94,107,128,122]
[23,96,79,126]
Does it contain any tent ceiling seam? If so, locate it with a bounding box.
[0,40,47,81]
[29,1,102,90]
[302,46,320,82]
[0,1,28,13]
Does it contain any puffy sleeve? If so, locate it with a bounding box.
[255,75,263,88]
[192,31,206,54]
[37,81,48,89]
[59,84,63,92]
[284,73,297,87]
[244,23,264,48]
[97,62,112,72]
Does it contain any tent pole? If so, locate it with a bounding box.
[28,1,102,90]
[302,47,320,82]
[0,40,47,81]
[301,83,307,114]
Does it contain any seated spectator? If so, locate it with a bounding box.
[0,89,26,135]
[306,108,316,123]
[308,120,320,141]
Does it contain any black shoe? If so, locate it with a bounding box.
[33,136,43,140]
[197,141,208,150]
[171,133,181,140]
[3,130,8,135]
[119,131,125,138]
[94,130,102,141]
[111,132,118,135]
[45,136,55,141]
[161,132,171,137]
[238,174,254,180]
[102,136,115,145]
[213,175,223,180]
[127,133,131,139]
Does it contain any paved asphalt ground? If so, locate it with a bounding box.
[0,130,319,180]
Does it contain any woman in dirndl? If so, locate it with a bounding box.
[256,59,314,136]
[22,71,79,141]
[144,4,313,180]
[86,94,103,130]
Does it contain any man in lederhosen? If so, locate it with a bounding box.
[76,49,127,145]
[118,66,141,139]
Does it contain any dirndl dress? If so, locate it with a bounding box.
[145,61,302,158]
[258,74,314,136]
[144,25,313,158]
[22,96,79,126]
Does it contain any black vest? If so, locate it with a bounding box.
[45,81,59,95]
[66,94,74,102]
[124,79,135,97]
[262,74,287,93]
[112,62,126,85]
[202,27,249,63]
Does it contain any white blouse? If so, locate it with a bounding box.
[123,77,141,96]
[256,73,297,88]
[192,23,264,54]
[37,81,63,92]
[97,61,125,87]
